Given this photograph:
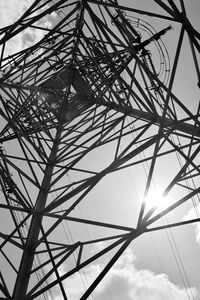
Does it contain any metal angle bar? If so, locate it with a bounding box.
[27,23,52,33]
[138,136,179,226]
[0,271,11,298]
[167,0,200,42]
[0,119,49,163]
[114,112,127,160]
[180,0,186,14]
[44,212,134,232]
[189,37,200,87]
[101,120,154,145]
[87,0,176,22]
[28,234,129,298]
[17,137,40,187]
[179,165,200,181]
[99,97,200,138]
[40,183,103,244]
[0,0,41,42]
[153,0,177,18]
[76,45,118,105]
[12,95,71,299]
[28,243,80,297]
[0,201,29,249]
[35,245,70,254]
[44,130,161,214]
[0,283,10,298]
[0,155,41,189]
[123,72,158,115]
[0,40,6,68]
[31,245,78,274]
[76,243,83,267]
[0,212,30,250]
[2,13,76,83]
[1,234,68,250]
[19,131,49,163]
[157,130,172,152]
[32,131,55,154]
[53,165,98,176]
[49,177,91,197]
[57,107,109,161]
[116,138,199,172]
[137,64,158,116]
[146,217,200,232]
[0,170,32,211]
[80,232,140,300]
[113,126,159,166]
[137,130,174,225]
[142,172,199,226]
[3,154,46,166]
[115,122,153,161]
[162,25,184,124]
[49,116,124,188]
[146,186,200,228]
[48,181,78,197]
[98,1,108,25]
[0,232,23,250]
[103,6,131,50]
[0,202,30,213]
[93,24,200,130]
[137,130,164,226]
[86,5,154,113]
[30,249,72,274]
[167,0,182,14]
[0,0,68,46]
[39,226,68,300]
[57,115,122,163]
[0,248,17,273]
[82,234,126,246]
[176,182,194,191]
[187,106,200,158]
[100,119,140,145]
[166,136,200,179]
[60,106,105,141]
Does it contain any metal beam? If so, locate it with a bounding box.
[12,117,64,299]
[97,99,200,138]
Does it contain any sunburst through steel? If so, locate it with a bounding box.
[0,1,200,299]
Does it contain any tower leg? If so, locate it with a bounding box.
[12,126,62,299]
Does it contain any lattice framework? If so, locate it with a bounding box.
[0,1,200,299]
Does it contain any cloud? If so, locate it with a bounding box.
[0,0,55,58]
[50,247,198,300]
[183,203,200,244]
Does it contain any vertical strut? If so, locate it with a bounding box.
[12,118,64,299]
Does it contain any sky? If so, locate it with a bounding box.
[0,0,56,58]
[0,1,200,300]
[51,247,197,300]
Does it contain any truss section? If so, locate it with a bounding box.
[0,1,200,299]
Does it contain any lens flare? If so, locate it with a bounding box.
[145,188,172,211]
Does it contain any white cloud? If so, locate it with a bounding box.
[50,247,198,300]
[0,0,33,27]
[183,203,200,244]
[0,0,55,58]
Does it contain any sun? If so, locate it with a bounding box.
[144,188,172,211]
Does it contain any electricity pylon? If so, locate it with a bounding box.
[0,1,200,299]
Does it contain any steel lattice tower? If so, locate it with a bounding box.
[0,1,200,299]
